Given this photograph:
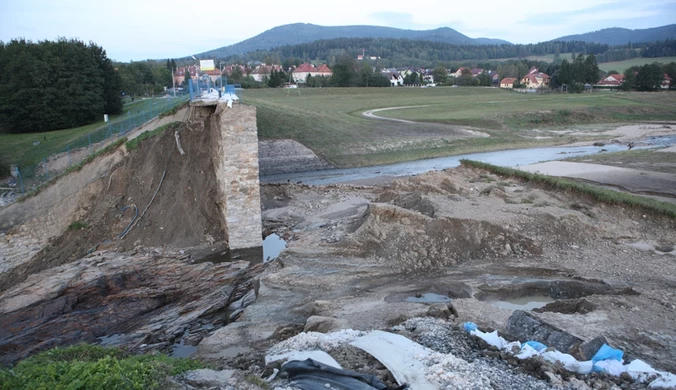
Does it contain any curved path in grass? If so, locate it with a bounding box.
[362,105,432,123]
[362,105,490,137]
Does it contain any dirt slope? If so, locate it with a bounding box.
[0,107,227,292]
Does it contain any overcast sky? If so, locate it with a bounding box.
[1,0,674,62]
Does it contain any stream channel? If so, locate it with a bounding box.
[261,135,676,185]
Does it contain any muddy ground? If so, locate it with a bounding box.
[212,167,676,374]
[2,163,676,388]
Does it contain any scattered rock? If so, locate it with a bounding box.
[303,316,347,333]
[180,369,235,387]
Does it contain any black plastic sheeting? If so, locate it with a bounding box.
[281,359,407,390]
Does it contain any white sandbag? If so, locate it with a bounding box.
[542,350,585,373]
[516,344,540,360]
[471,330,507,350]
[594,360,626,376]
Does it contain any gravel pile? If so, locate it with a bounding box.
[393,317,555,390]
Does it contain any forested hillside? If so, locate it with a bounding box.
[220,37,676,69]
[197,23,510,58]
[0,39,122,133]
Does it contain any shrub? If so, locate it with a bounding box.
[67,221,89,230]
[0,344,205,390]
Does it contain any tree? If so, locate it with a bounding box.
[558,59,572,86]
[229,65,244,83]
[583,54,600,84]
[432,65,447,85]
[330,53,356,87]
[358,61,373,87]
[0,38,121,133]
[476,72,492,86]
[635,63,663,91]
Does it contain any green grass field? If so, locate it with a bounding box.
[0,98,182,175]
[494,53,574,63]
[246,87,676,167]
[598,57,676,72]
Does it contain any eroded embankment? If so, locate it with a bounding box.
[0,107,228,293]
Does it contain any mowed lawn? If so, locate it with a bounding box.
[247,87,676,167]
[598,57,676,72]
[0,98,164,173]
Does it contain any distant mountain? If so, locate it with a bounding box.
[196,23,511,58]
[554,24,676,45]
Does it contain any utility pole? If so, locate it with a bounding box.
[172,67,176,97]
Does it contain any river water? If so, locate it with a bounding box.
[261,135,676,185]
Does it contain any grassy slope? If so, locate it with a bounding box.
[598,56,676,72]
[461,159,676,218]
[0,99,162,171]
[247,87,676,168]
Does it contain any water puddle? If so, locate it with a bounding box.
[489,295,554,311]
[171,336,197,358]
[97,334,122,346]
[194,234,286,264]
[406,293,452,303]
[263,233,287,262]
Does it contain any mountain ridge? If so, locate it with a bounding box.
[553,25,676,45]
[196,23,511,58]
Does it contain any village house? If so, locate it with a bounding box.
[596,73,625,87]
[222,64,248,76]
[662,73,673,89]
[292,63,332,83]
[520,67,550,88]
[315,64,333,78]
[203,69,222,83]
[499,77,516,89]
[470,68,484,77]
[291,63,317,83]
[381,71,404,86]
[173,65,198,86]
[249,64,284,82]
[450,68,465,78]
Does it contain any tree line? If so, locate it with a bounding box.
[218,37,676,69]
[0,38,122,133]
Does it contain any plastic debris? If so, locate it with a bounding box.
[592,343,624,363]
[280,359,393,390]
[593,360,626,376]
[524,341,547,351]
[542,351,592,374]
[266,350,342,369]
[461,324,675,385]
[470,329,507,350]
[516,344,540,360]
[350,330,436,389]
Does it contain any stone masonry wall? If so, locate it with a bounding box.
[209,103,262,250]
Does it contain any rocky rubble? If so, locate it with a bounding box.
[0,248,263,365]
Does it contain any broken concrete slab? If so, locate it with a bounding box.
[506,310,583,355]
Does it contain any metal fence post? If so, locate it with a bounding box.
[17,167,25,193]
[43,158,49,180]
[88,133,92,154]
[67,144,72,167]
